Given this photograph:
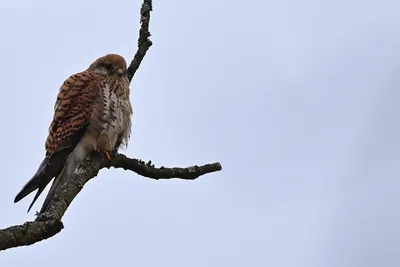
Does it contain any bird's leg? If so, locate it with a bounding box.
[97,148,112,161]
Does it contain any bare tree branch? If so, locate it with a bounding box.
[0,153,221,251]
[0,220,64,251]
[0,0,222,251]
[112,154,222,180]
[126,0,153,81]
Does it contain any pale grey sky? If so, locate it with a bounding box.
[1,0,400,266]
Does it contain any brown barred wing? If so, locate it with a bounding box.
[45,71,102,156]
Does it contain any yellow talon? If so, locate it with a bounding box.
[97,148,111,160]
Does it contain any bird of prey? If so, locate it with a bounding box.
[14,54,133,213]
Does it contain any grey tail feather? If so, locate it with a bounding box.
[27,184,46,213]
[14,158,55,213]
[14,149,72,213]
[39,165,68,213]
[15,126,87,213]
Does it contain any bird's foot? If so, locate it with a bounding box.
[97,148,112,161]
[109,148,118,159]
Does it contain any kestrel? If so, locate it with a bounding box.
[14,54,133,213]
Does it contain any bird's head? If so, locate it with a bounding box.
[88,54,127,77]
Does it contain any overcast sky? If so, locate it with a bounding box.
[1,0,400,266]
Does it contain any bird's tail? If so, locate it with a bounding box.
[14,150,71,213]
[39,165,68,213]
[14,158,55,212]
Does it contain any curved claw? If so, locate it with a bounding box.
[97,148,112,161]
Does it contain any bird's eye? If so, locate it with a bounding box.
[104,63,113,71]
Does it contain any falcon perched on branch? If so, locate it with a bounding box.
[14,54,133,213]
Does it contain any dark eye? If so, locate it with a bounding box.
[104,63,113,71]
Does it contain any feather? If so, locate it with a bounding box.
[14,71,97,212]
[14,149,72,212]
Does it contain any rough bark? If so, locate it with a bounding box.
[126,0,153,82]
[0,0,222,251]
